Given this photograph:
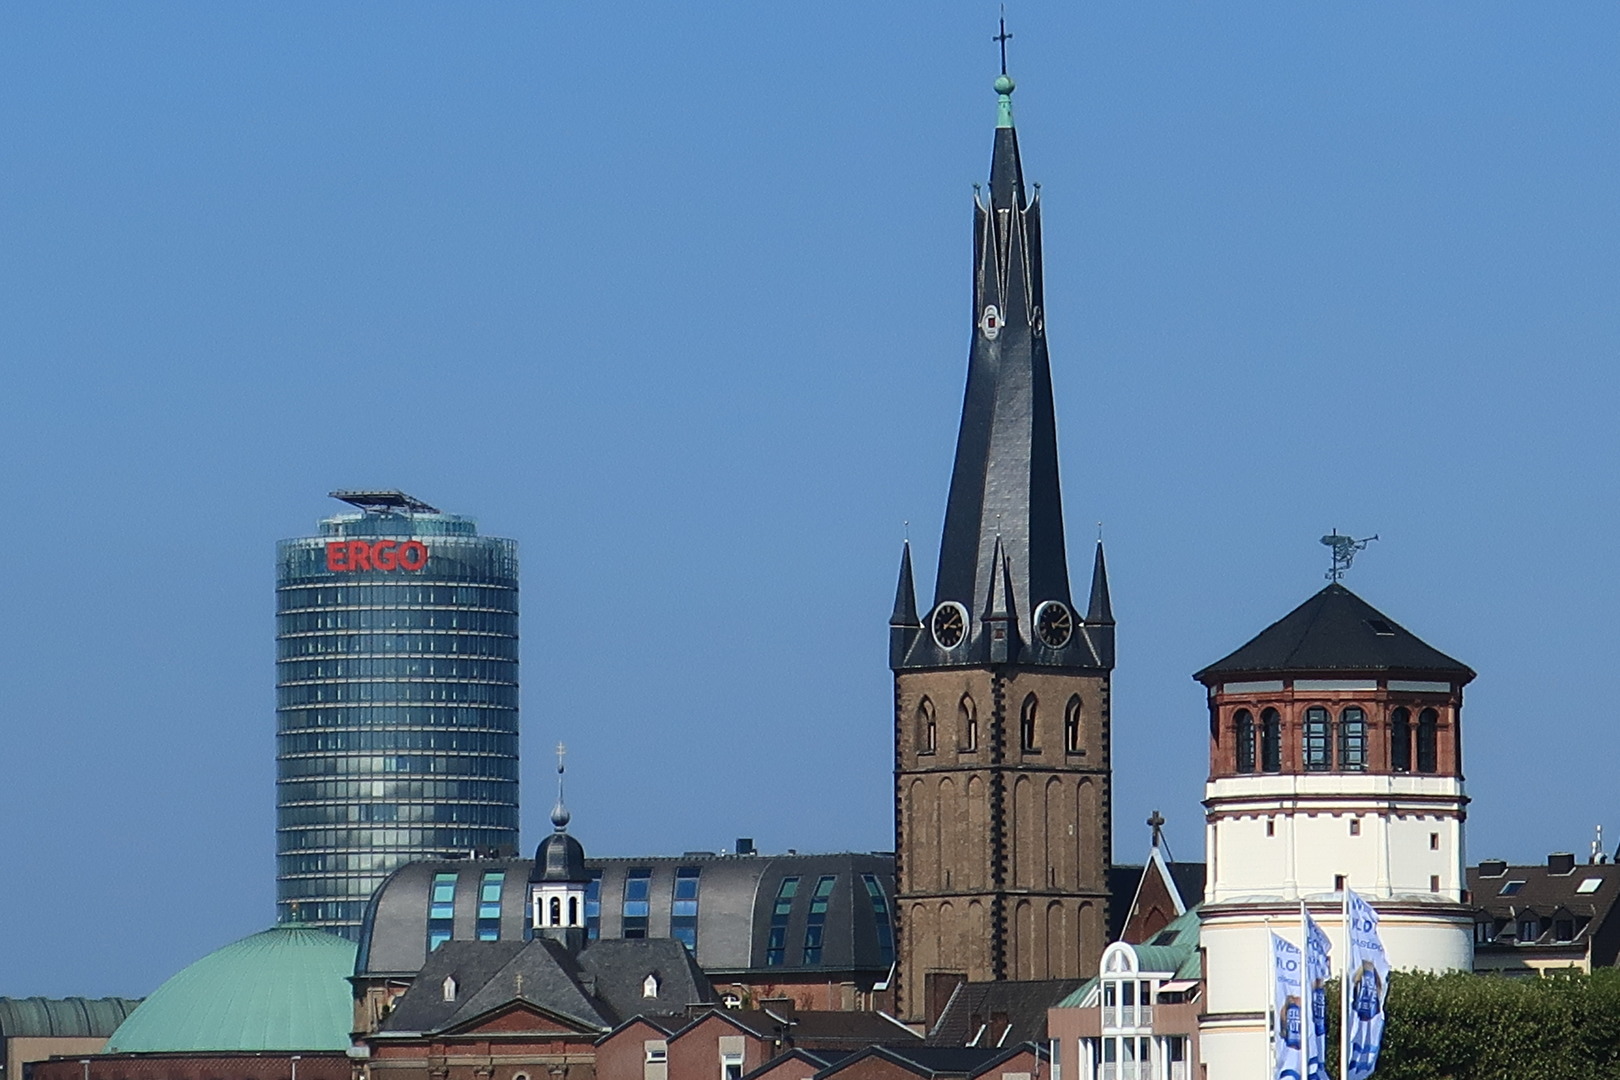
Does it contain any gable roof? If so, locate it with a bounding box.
[819,1043,1046,1079]
[1195,584,1474,683]
[378,937,714,1038]
[1120,847,1187,945]
[925,979,1082,1047]
[670,1008,918,1051]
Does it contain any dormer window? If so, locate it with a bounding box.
[642,974,660,998]
[442,975,457,1002]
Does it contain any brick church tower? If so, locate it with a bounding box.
[889,69,1114,1023]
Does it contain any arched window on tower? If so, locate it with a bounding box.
[549,896,562,926]
[917,699,936,755]
[1417,708,1439,773]
[1235,710,1255,773]
[1020,695,1038,752]
[960,695,978,753]
[569,896,579,926]
[1261,709,1282,773]
[1304,707,1332,771]
[1064,696,1083,754]
[1390,707,1412,772]
[1338,707,1367,771]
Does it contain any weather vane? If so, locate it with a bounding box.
[994,8,1012,75]
[1320,529,1377,582]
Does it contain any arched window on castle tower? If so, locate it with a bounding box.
[1304,707,1332,771]
[1391,707,1412,772]
[918,698,936,755]
[1417,708,1439,773]
[1234,710,1255,773]
[1261,709,1282,773]
[1020,695,1038,752]
[1064,696,1083,754]
[960,695,978,752]
[1338,707,1367,771]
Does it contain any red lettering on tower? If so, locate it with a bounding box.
[324,539,429,574]
[372,540,399,570]
[397,541,429,571]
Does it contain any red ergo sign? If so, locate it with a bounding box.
[325,539,429,572]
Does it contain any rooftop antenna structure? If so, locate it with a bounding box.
[1320,529,1377,582]
[330,490,440,515]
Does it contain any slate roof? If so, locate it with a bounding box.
[1469,860,1620,964]
[925,979,1083,1046]
[1196,584,1474,683]
[378,938,711,1036]
[819,1044,1046,1079]
[742,1048,849,1080]
[676,1009,919,1052]
[1106,861,1206,943]
[0,998,141,1040]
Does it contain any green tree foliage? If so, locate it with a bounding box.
[1319,969,1620,1080]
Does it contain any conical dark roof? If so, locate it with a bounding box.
[1195,583,1474,684]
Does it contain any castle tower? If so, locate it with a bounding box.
[890,69,1114,1023]
[1194,582,1476,1078]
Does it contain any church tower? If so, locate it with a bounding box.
[890,68,1114,1023]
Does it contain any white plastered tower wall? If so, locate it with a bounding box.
[1187,583,1478,1080]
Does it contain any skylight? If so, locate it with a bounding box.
[1577,878,1603,894]
[1500,880,1525,896]
[1365,619,1396,636]
[1150,929,1180,946]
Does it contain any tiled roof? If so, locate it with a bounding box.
[926,979,1083,1046]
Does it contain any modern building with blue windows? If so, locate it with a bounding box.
[276,491,520,939]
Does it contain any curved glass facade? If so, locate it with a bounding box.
[276,502,518,938]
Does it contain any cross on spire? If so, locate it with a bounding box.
[994,11,1013,75]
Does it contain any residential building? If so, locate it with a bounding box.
[1470,852,1620,973]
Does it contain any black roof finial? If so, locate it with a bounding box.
[994,8,1013,76]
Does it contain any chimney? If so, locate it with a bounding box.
[1478,859,1508,878]
[1548,852,1576,876]
[736,838,755,856]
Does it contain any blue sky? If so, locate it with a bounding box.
[3,3,1617,996]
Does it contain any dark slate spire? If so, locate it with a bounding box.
[934,71,1072,641]
[890,541,921,668]
[1087,541,1113,625]
[982,536,1020,664]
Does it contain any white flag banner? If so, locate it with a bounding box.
[1345,890,1392,1080]
[1303,909,1333,1080]
[1271,932,1304,1080]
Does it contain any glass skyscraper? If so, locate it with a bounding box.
[276,491,519,939]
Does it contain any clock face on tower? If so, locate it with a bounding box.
[931,602,968,649]
[1034,600,1074,649]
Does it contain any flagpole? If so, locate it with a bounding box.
[1264,916,1274,1080]
[1340,886,1350,1080]
[1298,900,1310,1080]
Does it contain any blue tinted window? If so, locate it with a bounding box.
[585,872,602,941]
[802,876,836,964]
[623,868,652,938]
[476,871,504,940]
[671,867,701,952]
[427,871,457,950]
[766,878,799,966]
[863,874,895,965]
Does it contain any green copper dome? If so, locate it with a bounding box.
[105,928,356,1053]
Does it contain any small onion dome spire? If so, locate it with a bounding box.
[551,741,570,830]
